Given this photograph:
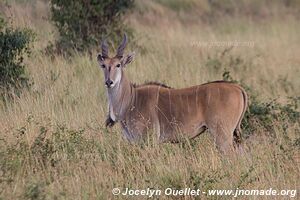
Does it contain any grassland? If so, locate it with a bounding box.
[0,0,299,199]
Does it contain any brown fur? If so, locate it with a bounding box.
[105,74,248,153]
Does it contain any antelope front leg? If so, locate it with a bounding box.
[105,115,116,128]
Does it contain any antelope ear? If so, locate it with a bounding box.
[122,52,135,67]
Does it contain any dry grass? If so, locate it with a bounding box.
[0,0,299,199]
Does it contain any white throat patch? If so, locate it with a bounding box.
[110,103,116,121]
[107,91,117,121]
[107,70,122,121]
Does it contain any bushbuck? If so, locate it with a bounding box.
[97,34,248,153]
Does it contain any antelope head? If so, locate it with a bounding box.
[97,34,135,89]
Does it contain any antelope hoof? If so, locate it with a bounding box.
[105,117,116,128]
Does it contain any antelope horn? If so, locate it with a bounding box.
[116,33,127,58]
[101,39,109,58]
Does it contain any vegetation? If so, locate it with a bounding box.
[0,16,33,98]
[222,68,299,140]
[0,0,299,199]
[49,0,134,54]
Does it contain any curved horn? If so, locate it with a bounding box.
[101,39,109,58]
[116,33,127,58]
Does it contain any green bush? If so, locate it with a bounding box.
[222,70,300,139]
[0,17,5,29]
[49,0,134,54]
[206,51,299,141]
[0,16,34,97]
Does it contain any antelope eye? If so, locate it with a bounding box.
[116,64,121,68]
[97,54,104,61]
[101,64,106,68]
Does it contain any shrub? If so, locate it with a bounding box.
[49,0,134,54]
[0,16,34,97]
[207,52,299,140]
[0,17,5,29]
[204,0,300,22]
[222,70,300,139]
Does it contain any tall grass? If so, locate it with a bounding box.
[0,0,299,199]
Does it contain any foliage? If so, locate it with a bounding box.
[206,50,299,140]
[152,0,300,24]
[206,0,300,23]
[0,16,34,97]
[0,17,5,29]
[222,70,300,139]
[49,0,134,54]
[24,182,46,200]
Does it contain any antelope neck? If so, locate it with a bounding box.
[107,72,134,121]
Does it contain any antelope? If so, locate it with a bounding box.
[97,34,248,153]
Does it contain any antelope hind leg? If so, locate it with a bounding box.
[209,124,235,154]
